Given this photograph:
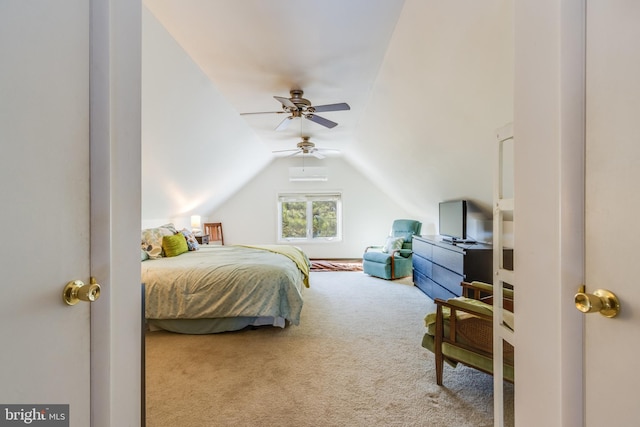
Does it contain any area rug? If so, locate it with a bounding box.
[310,259,363,271]
[145,271,513,427]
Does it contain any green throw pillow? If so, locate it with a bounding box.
[162,233,188,257]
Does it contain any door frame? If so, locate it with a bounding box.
[87,1,590,425]
[89,0,142,425]
[513,0,585,425]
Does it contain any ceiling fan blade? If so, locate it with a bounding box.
[271,151,302,158]
[312,103,351,113]
[305,114,338,129]
[272,148,299,153]
[274,96,297,109]
[311,151,326,159]
[275,116,294,131]
[240,111,285,116]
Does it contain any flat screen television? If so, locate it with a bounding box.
[439,200,472,242]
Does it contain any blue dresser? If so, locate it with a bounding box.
[412,235,495,300]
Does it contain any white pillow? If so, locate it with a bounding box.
[382,236,404,253]
[141,223,177,259]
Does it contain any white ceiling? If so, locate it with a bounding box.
[142,0,514,223]
[144,0,406,155]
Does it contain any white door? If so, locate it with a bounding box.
[585,1,640,425]
[0,2,92,425]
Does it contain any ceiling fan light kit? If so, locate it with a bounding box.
[272,136,339,159]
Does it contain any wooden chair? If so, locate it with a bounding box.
[203,222,224,245]
[460,280,514,312]
[422,281,514,385]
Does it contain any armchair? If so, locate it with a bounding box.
[362,219,422,280]
[422,281,514,385]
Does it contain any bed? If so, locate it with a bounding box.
[141,224,310,334]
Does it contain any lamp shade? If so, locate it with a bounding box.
[190,215,202,233]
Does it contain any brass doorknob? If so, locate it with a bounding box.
[574,288,620,318]
[63,277,101,305]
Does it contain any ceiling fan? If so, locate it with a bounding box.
[241,89,350,130]
[272,137,339,159]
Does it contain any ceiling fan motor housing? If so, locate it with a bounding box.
[290,90,312,110]
[241,88,348,130]
[297,137,315,152]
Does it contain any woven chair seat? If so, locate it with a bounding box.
[422,281,515,385]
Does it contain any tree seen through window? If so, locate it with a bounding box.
[279,194,341,242]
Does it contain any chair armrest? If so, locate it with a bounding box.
[463,280,514,299]
[426,297,493,329]
[461,281,514,311]
[443,296,513,331]
[391,248,413,258]
[443,297,494,318]
[462,280,494,293]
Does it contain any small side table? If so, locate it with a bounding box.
[195,234,209,245]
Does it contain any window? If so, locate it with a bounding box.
[277,193,342,242]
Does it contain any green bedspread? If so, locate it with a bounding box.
[142,245,310,325]
[236,244,310,288]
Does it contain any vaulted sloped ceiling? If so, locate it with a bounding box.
[143,0,513,221]
[350,1,514,217]
[144,0,405,154]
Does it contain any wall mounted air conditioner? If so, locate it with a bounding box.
[289,167,328,182]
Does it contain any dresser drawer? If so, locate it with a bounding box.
[432,264,464,295]
[432,245,464,275]
[411,236,493,300]
[412,254,432,278]
[412,237,433,258]
[413,270,437,298]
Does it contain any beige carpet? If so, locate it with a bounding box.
[145,272,513,427]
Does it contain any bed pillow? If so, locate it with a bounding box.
[382,236,404,253]
[180,228,200,251]
[162,233,189,257]
[141,224,177,259]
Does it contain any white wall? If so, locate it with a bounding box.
[213,155,417,259]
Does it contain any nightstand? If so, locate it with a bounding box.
[195,235,209,245]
